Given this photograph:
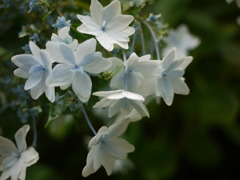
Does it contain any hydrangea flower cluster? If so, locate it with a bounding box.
[1,0,200,179]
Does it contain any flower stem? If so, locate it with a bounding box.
[122,49,129,91]
[143,21,160,60]
[130,25,138,53]
[80,103,97,135]
[137,21,146,55]
[30,110,37,147]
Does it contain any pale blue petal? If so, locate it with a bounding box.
[29,41,41,60]
[14,125,29,153]
[72,71,92,102]
[24,72,43,90]
[75,38,96,64]
[80,52,111,74]
[46,42,75,65]
[170,78,189,95]
[161,48,176,69]
[11,55,39,72]
[47,64,73,87]
[158,78,174,106]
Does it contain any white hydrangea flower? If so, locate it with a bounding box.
[155,48,193,106]
[93,89,149,118]
[77,0,135,51]
[50,27,78,50]
[82,120,135,177]
[0,125,39,180]
[11,41,55,102]
[46,38,111,102]
[163,25,200,58]
[110,53,158,96]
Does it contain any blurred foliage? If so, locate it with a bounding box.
[0,0,240,180]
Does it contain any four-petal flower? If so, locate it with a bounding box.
[46,38,111,102]
[155,48,193,106]
[0,125,39,180]
[93,89,149,118]
[11,41,55,102]
[82,120,135,177]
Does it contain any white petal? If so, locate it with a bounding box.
[90,0,103,24]
[106,138,135,159]
[96,33,114,51]
[161,48,176,69]
[102,0,121,22]
[93,90,123,97]
[46,64,73,87]
[128,100,150,117]
[77,24,102,37]
[0,137,17,156]
[99,146,115,176]
[29,41,41,60]
[45,85,55,102]
[11,55,39,72]
[82,147,97,177]
[107,30,129,43]
[30,79,45,100]
[13,69,29,79]
[39,50,52,69]
[77,15,102,35]
[170,78,190,95]
[15,125,29,152]
[80,53,111,74]
[110,68,125,89]
[108,101,122,118]
[21,147,39,166]
[166,70,184,78]
[46,42,75,65]
[108,120,129,138]
[72,71,92,102]
[122,91,145,101]
[75,38,96,64]
[158,78,174,106]
[24,72,43,90]
[107,15,134,31]
[93,98,112,108]
[0,168,11,180]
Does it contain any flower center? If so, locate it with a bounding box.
[2,152,21,170]
[71,64,84,73]
[101,21,107,31]
[29,64,46,74]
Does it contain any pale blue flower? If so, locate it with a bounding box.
[77,0,135,51]
[46,38,111,102]
[155,48,193,106]
[12,41,55,102]
[50,27,78,50]
[52,16,71,30]
[82,120,135,177]
[163,25,200,58]
[93,89,149,118]
[0,125,39,180]
[110,53,158,97]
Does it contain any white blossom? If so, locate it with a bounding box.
[77,0,135,51]
[163,25,200,58]
[46,38,111,102]
[93,89,149,118]
[50,27,78,50]
[155,48,192,106]
[0,125,39,180]
[82,120,135,177]
[110,53,158,97]
[11,41,55,102]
